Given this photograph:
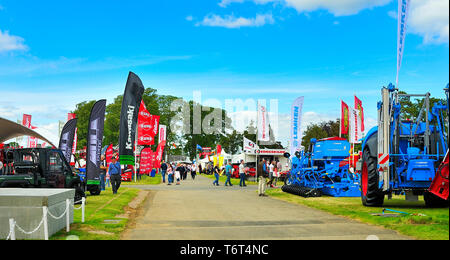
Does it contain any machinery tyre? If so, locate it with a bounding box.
[424,192,449,208]
[89,185,101,196]
[73,183,86,204]
[361,146,385,207]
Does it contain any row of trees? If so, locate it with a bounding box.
[71,88,447,160]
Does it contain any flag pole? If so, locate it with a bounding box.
[339,100,342,138]
[255,101,259,183]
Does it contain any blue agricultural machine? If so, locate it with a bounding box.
[359,84,449,207]
[282,137,360,197]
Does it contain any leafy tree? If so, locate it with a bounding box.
[301,119,340,149]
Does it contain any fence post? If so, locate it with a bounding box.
[81,197,85,223]
[66,199,70,233]
[9,218,16,240]
[42,206,49,240]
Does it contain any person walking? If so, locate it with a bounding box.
[258,159,268,197]
[105,170,111,188]
[275,160,282,187]
[175,163,182,185]
[99,155,107,191]
[108,156,122,195]
[161,160,168,183]
[191,164,197,180]
[212,164,220,186]
[239,160,247,187]
[267,160,275,188]
[167,164,173,185]
[224,162,233,186]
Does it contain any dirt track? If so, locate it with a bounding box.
[122,175,410,240]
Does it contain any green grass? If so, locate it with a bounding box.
[121,174,162,185]
[266,188,449,240]
[52,187,141,240]
[202,173,258,186]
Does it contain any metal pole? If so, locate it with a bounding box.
[81,197,85,223]
[43,206,49,240]
[9,218,15,240]
[66,199,70,233]
[425,93,430,153]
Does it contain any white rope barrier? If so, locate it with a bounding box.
[6,197,86,240]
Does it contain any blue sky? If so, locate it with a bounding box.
[0,0,448,146]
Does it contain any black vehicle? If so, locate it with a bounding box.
[0,148,85,202]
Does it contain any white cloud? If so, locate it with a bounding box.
[408,0,449,44]
[283,0,392,16]
[196,13,274,28]
[219,0,276,8]
[0,30,28,53]
[218,0,392,16]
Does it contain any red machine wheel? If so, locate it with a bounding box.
[360,146,385,207]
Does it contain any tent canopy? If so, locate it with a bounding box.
[0,117,56,147]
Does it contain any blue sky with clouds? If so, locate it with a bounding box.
[0,0,448,146]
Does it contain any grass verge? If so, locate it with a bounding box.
[266,188,449,240]
[121,174,162,185]
[52,187,141,240]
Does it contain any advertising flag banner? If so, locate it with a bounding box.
[58,118,78,163]
[154,141,166,169]
[119,72,145,165]
[341,101,350,135]
[22,114,32,148]
[290,96,304,156]
[396,0,410,86]
[354,96,365,132]
[151,115,160,137]
[68,113,78,155]
[257,103,270,142]
[29,126,37,148]
[86,100,107,183]
[140,148,153,174]
[105,144,114,166]
[349,107,362,144]
[243,137,257,154]
[137,100,154,145]
[158,125,167,143]
[22,114,31,128]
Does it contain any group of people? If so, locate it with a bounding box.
[99,154,122,195]
[257,158,282,197]
[212,160,248,187]
[98,155,283,198]
[160,161,197,185]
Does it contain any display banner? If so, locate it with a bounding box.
[243,137,257,154]
[257,103,270,142]
[86,100,107,183]
[349,107,362,144]
[154,140,166,169]
[29,126,37,148]
[396,0,410,86]
[159,125,167,143]
[151,115,160,137]
[341,101,350,135]
[290,96,304,157]
[140,148,153,174]
[119,72,145,165]
[105,144,114,166]
[22,114,32,148]
[68,113,78,156]
[354,96,365,132]
[58,118,77,163]
[137,100,154,145]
